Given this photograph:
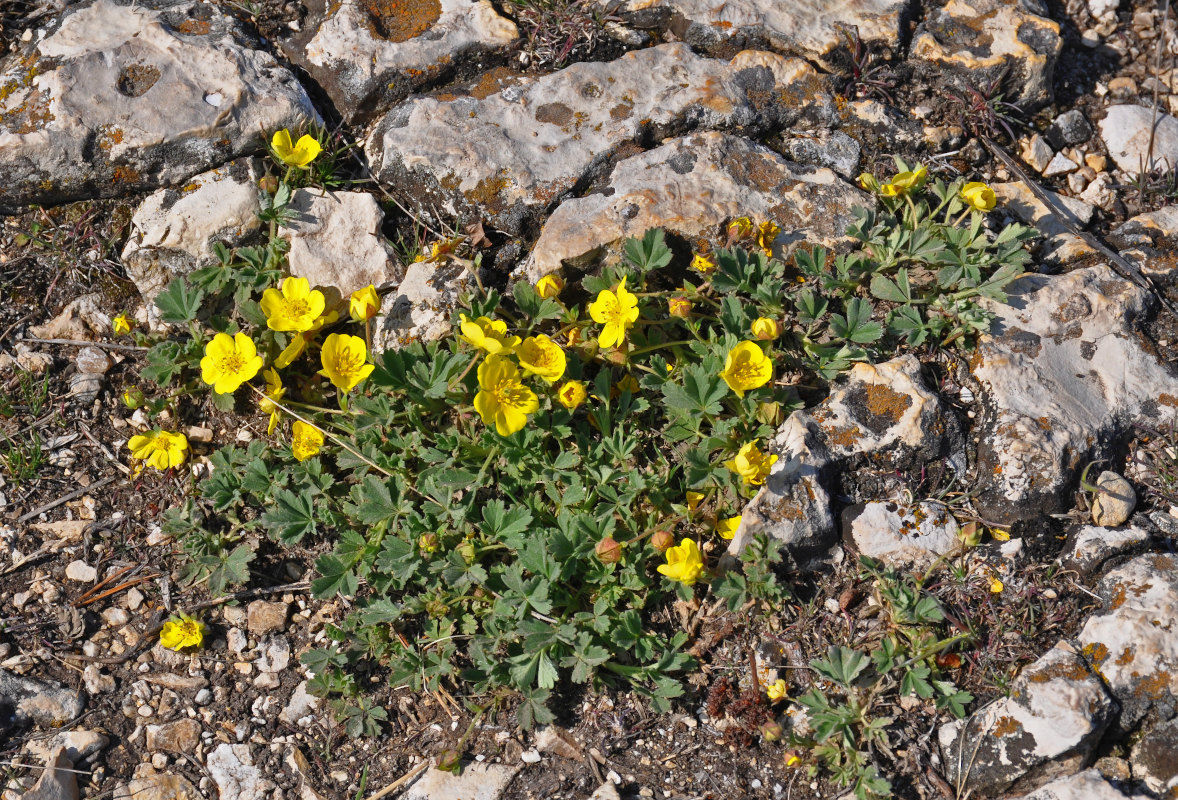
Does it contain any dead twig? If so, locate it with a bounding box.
[365,760,430,800]
[16,336,147,352]
[16,475,117,523]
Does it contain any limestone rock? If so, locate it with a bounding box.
[1022,135,1053,173]
[598,0,910,63]
[145,719,201,753]
[0,669,85,727]
[25,730,108,764]
[121,159,263,307]
[1060,523,1151,578]
[21,747,78,800]
[1043,151,1079,177]
[729,355,964,567]
[372,251,473,352]
[1130,715,1178,794]
[28,294,112,341]
[112,773,202,800]
[912,0,1061,108]
[366,43,824,235]
[992,180,1096,269]
[1079,553,1178,731]
[403,762,521,800]
[246,600,288,635]
[1007,769,1152,800]
[785,130,861,177]
[0,0,317,211]
[1110,206,1178,281]
[1091,471,1136,527]
[64,560,97,582]
[841,501,961,568]
[972,265,1178,524]
[283,0,519,122]
[284,190,398,304]
[1100,105,1178,173]
[206,744,276,800]
[938,642,1115,796]
[1046,109,1094,149]
[279,681,322,726]
[522,131,869,280]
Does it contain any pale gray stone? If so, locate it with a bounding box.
[1022,134,1054,173]
[279,680,322,726]
[1046,109,1094,149]
[254,636,291,674]
[284,190,398,304]
[0,668,85,727]
[1060,523,1151,577]
[523,131,869,281]
[283,0,519,122]
[21,747,78,800]
[111,773,202,800]
[403,762,520,800]
[366,43,824,235]
[207,744,276,800]
[0,0,317,211]
[1078,553,1178,731]
[372,254,473,353]
[972,266,1178,523]
[64,560,97,582]
[786,130,861,177]
[842,501,961,568]
[939,642,1115,796]
[1091,471,1136,527]
[1100,105,1178,173]
[1043,151,1079,177]
[912,0,1061,107]
[1007,769,1152,800]
[121,159,263,307]
[25,730,108,764]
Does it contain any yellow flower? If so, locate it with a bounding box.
[756,221,780,256]
[766,679,787,701]
[318,333,375,392]
[614,374,639,395]
[200,332,264,394]
[258,368,285,435]
[516,335,567,383]
[686,491,704,512]
[716,516,741,540]
[557,380,587,410]
[691,253,715,274]
[668,296,692,318]
[588,277,640,349]
[657,538,704,585]
[857,172,880,192]
[474,355,538,436]
[159,612,205,651]
[291,420,324,461]
[879,165,928,197]
[535,274,565,299]
[990,578,1004,594]
[990,529,1011,542]
[127,430,189,471]
[459,314,520,355]
[276,334,310,368]
[112,313,133,336]
[751,317,779,340]
[718,341,773,397]
[727,217,753,240]
[785,751,802,768]
[725,441,778,486]
[960,181,997,212]
[349,285,381,323]
[566,327,584,347]
[271,128,322,168]
[261,277,327,333]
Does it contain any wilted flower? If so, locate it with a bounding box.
[766,679,788,701]
[960,181,997,212]
[474,356,538,436]
[650,529,674,552]
[258,368,285,435]
[595,536,622,564]
[535,274,564,299]
[200,332,264,394]
[727,216,754,240]
[557,379,587,410]
[261,277,327,333]
[656,538,704,585]
[349,285,381,323]
[318,333,374,392]
[271,128,321,168]
[159,612,205,651]
[668,296,692,318]
[291,420,324,461]
[880,164,928,197]
[459,314,519,355]
[755,220,780,256]
[725,441,778,486]
[718,341,773,397]
[691,253,716,274]
[516,335,567,383]
[685,491,704,513]
[127,429,188,472]
[588,277,640,349]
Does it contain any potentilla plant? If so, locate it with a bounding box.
[137,147,1029,742]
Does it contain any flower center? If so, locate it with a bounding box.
[491,379,528,408]
[334,349,363,376]
[287,298,310,319]
[219,353,245,375]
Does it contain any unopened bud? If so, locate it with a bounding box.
[122,387,146,410]
[756,401,783,426]
[958,521,981,548]
[595,537,622,564]
[760,721,784,742]
[668,296,693,318]
[418,533,439,555]
[457,541,477,564]
[258,175,279,194]
[437,749,462,772]
[651,530,674,553]
[606,348,628,365]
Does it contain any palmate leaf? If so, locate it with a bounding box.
[812,645,870,686]
[155,278,205,324]
[261,489,317,543]
[830,298,883,344]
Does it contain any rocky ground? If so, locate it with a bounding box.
[3,0,1178,798]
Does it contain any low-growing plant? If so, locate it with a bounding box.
[130,146,1031,765]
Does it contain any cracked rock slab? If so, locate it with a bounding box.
[0,668,85,728]
[372,255,473,352]
[522,131,869,281]
[1078,553,1178,732]
[403,762,521,800]
[599,0,909,63]
[1007,769,1153,800]
[938,642,1115,796]
[121,158,263,308]
[1059,523,1151,578]
[729,354,964,567]
[912,0,1061,108]
[282,0,518,123]
[1100,105,1178,173]
[841,500,961,568]
[992,182,1097,269]
[207,744,276,800]
[972,265,1178,524]
[366,43,824,236]
[0,0,317,211]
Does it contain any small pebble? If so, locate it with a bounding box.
[65,560,97,582]
[137,705,154,718]
[521,750,542,764]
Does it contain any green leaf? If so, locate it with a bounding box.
[811,646,870,686]
[830,298,883,344]
[869,268,913,303]
[623,228,673,273]
[155,278,205,324]
[261,489,317,544]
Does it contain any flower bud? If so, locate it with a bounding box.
[651,530,674,552]
[437,749,462,772]
[935,652,962,669]
[958,520,981,548]
[457,541,477,564]
[606,348,628,365]
[535,274,565,299]
[418,533,439,555]
[668,296,692,318]
[122,387,146,410]
[595,536,622,564]
[751,317,780,340]
[760,721,784,742]
[258,175,279,194]
[756,401,784,427]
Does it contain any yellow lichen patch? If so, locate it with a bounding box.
[111,166,141,184]
[1135,671,1172,700]
[362,0,441,41]
[1082,642,1110,666]
[862,383,912,422]
[1026,659,1090,684]
[1115,646,1136,666]
[1159,393,1178,408]
[991,715,1023,737]
[176,18,212,34]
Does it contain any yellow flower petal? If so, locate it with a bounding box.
[349,285,381,323]
[588,278,639,349]
[291,420,324,461]
[517,335,567,383]
[318,333,374,393]
[474,356,538,436]
[718,341,773,397]
[557,380,587,410]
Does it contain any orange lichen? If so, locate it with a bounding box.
[991,716,1023,737]
[361,0,441,42]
